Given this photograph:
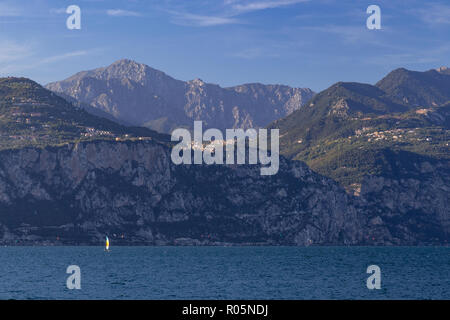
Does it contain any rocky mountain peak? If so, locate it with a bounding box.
[188,78,206,86]
[94,59,173,84]
[45,60,315,133]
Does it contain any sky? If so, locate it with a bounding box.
[0,0,449,92]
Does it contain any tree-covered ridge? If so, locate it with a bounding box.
[271,68,450,191]
[0,77,170,151]
[376,68,450,107]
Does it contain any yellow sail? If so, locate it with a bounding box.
[106,236,110,250]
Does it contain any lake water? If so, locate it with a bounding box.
[0,246,448,300]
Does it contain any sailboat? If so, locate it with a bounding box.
[105,236,110,252]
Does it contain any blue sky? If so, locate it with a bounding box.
[0,0,449,92]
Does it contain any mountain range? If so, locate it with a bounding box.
[45,59,315,133]
[0,63,448,245]
[272,67,450,191]
[0,77,364,245]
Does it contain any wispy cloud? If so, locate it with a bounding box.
[106,9,142,17]
[0,40,31,64]
[38,51,90,65]
[169,12,240,27]
[165,0,308,27]
[230,0,309,14]
[0,41,94,75]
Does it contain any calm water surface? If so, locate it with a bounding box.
[0,246,448,300]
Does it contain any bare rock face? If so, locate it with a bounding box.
[0,139,448,246]
[45,59,315,133]
[358,162,450,245]
[0,139,365,245]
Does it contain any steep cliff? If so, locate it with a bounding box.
[0,139,448,246]
[0,140,365,245]
[357,151,450,245]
